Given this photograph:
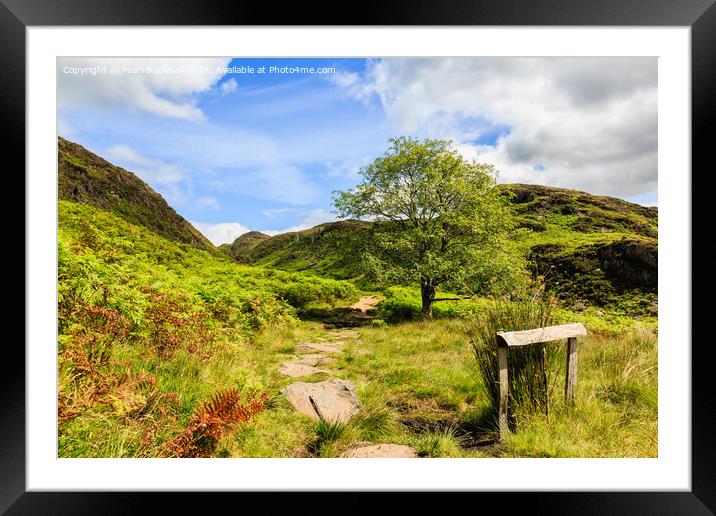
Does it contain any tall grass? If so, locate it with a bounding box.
[469,297,560,431]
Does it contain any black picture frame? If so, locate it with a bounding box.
[6,0,712,513]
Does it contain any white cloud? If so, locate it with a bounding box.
[58,57,231,121]
[192,209,339,245]
[195,196,220,210]
[339,58,657,199]
[331,71,359,88]
[105,144,189,205]
[220,78,238,95]
[133,125,325,206]
[325,156,372,179]
[191,221,251,246]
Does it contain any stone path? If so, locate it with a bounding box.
[340,444,417,458]
[282,378,361,423]
[278,353,336,378]
[296,341,345,354]
[280,297,417,457]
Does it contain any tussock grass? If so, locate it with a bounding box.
[410,426,466,458]
[468,297,560,429]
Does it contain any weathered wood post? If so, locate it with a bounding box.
[495,323,587,440]
[497,345,509,438]
[565,337,578,405]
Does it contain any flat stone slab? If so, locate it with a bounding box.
[278,362,328,378]
[296,341,345,354]
[292,354,336,367]
[282,378,361,423]
[340,444,417,458]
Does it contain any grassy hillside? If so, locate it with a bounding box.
[58,136,214,250]
[57,150,657,458]
[229,231,272,261]
[502,184,657,315]
[228,184,657,315]
[57,200,359,457]
[228,220,371,279]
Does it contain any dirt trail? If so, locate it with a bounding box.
[350,295,381,313]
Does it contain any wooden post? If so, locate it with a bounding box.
[497,344,509,439]
[541,344,550,420]
[565,337,578,404]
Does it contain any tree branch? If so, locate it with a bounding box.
[432,296,473,303]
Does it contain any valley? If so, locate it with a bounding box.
[57,138,657,458]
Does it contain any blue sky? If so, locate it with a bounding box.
[58,57,658,245]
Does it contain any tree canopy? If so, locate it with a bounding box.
[333,137,524,317]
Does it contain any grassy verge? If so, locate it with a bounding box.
[222,315,656,458]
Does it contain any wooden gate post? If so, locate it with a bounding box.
[497,345,509,438]
[564,337,578,405]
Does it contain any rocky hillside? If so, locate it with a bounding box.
[58,137,213,250]
[229,184,657,314]
[502,184,657,314]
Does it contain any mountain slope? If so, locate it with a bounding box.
[229,231,272,261]
[502,184,657,314]
[58,136,213,250]
[226,220,371,278]
[228,184,657,314]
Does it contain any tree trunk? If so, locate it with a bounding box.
[420,279,436,319]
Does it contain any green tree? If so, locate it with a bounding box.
[333,137,522,318]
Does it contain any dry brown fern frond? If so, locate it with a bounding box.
[163,389,270,458]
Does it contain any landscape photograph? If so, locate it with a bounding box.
[56,56,658,459]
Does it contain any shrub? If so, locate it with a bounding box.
[412,426,465,457]
[278,279,358,309]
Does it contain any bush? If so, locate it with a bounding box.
[277,279,358,309]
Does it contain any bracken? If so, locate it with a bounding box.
[164,388,270,458]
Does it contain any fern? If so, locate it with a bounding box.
[165,389,269,458]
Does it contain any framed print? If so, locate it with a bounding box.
[6,0,713,512]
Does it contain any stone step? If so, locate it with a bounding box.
[278,362,329,378]
[291,354,336,367]
[296,341,345,354]
[282,378,361,423]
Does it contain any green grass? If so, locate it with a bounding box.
[58,200,657,459]
[469,297,559,425]
[213,316,656,458]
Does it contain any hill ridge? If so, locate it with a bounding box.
[226,183,657,314]
[58,136,213,250]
